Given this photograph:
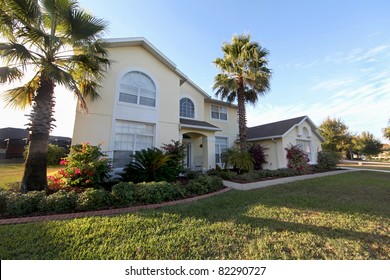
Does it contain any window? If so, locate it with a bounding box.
[119,71,156,107]
[211,105,227,120]
[113,120,155,167]
[215,137,228,164]
[180,98,195,118]
[296,139,312,162]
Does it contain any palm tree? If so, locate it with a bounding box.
[0,0,110,192]
[213,34,271,152]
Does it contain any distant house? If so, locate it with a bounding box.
[247,116,325,170]
[0,127,71,159]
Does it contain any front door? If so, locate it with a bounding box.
[184,142,192,169]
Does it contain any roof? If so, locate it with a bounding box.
[180,118,221,131]
[0,127,28,140]
[104,37,236,108]
[247,116,325,141]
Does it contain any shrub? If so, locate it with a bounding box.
[6,191,46,216]
[134,181,185,204]
[317,151,341,171]
[111,182,136,207]
[285,145,312,174]
[161,140,186,175]
[184,175,223,196]
[77,188,112,211]
[43,190,78,214]
[24,144,68,166]
[123,148,178,183]
[48,143,111,190]
[249,144,268,170]
[0,191,8,215]
[206,168,235,180]
[222,148,254,174]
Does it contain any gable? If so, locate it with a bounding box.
[247,116,324,142]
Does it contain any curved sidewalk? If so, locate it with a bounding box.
[223,169,358,191]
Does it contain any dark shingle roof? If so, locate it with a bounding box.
[247,116,307,140]
[180,118,220,131]
[0,127,28,140]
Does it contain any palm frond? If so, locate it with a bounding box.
[2,73,39,109]
[0,66,23,83]
[0,41,36,65]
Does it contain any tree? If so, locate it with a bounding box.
[318,117,352,154]
[384,127,390,141]
[353,131,382,157]
[0,0,110,192]
[213,34,272,152]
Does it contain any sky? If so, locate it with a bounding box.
[1,0,389,143]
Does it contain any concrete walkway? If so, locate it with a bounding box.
[223,169,358,191]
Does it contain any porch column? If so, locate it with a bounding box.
[202,136,216,170]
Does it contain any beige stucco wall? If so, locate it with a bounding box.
[179,83,205,120]
[251,139,284,170]
[204,102,238,148]
[72,46,181,151]
[282,120,323,164]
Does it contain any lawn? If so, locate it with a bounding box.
[0,163,60,190]
[0,171,389,259]
[338,163,390,171]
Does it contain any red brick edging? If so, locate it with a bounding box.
[0,188,232,226]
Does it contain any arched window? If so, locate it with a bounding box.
[180,98,195,118]
[119,71,156,107]
[302,127,309,136]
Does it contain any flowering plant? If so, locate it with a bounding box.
[48,143,111,191]
[285,144,312,174]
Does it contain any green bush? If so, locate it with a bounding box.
[206,169,235,180]
[24,144,68,166]
[111,182,136,207]
[134,181,185,204]
[317,151,341,171]
[48,143,111,191]
[6,191,46,216]
[184,175,222,196]
[222,148,254,174]
[123,148,178,183]
[77,188,112,211]
[43,190,78,214]
[234,171,261,182]
[0,191,8,215]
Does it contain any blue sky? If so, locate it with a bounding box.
[1,0,389,142]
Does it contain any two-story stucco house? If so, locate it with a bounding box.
[72,37,238,170]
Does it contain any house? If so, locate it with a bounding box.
[0,127,71,159]
[247,116,325,170]
[72,37,238,170]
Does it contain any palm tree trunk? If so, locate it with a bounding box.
[21,78,55,193]
[237,77,247,153]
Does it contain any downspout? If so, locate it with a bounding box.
[271,138,279,169]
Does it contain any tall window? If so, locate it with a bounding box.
[180,98,195,118]
[296,139,312,162]
[211,105,227,120]
[119,71,156,107]
[113,120,154,167]
[215,137,228,164]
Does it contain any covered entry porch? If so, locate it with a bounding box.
[179,118,221,171]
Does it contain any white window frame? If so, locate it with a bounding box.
[215,136,229,165]
[296,139,313,162]
[180,97,195,119]
[211,105,228,121]
[113,120,155,167]
[119,71,156,107]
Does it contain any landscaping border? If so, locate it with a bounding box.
[223,169,357,190]
[0,188,232,225]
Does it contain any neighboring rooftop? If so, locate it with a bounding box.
[247,116,324,141]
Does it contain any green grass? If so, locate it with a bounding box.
[0,171,389,259]
[0,163,60,190]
